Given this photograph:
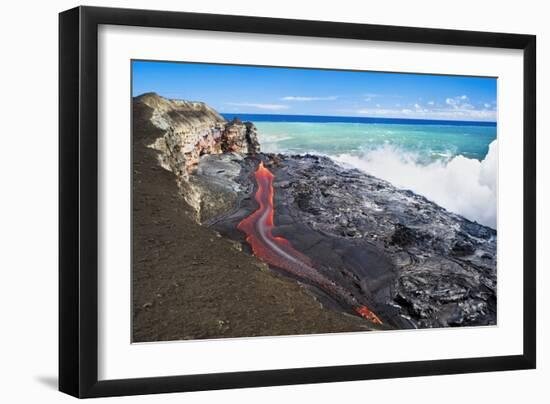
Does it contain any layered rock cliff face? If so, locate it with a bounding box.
[134,93,260,221]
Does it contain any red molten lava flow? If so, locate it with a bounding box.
[238,161,383,324]
[355,306,383,325]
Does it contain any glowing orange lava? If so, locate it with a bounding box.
[355,306,384,325]
[238,161,383,324]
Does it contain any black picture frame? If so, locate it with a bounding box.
[59,5,536,398]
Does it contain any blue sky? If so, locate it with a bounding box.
[132,60,497,122]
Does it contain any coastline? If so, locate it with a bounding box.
[240,117,498,229]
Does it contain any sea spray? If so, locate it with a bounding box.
[334,140,498,228]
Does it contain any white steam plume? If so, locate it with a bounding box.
[334,140,498,228]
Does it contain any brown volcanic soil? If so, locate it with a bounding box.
[132,102,369,342]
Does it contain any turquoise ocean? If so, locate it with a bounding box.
[223,114,498,229]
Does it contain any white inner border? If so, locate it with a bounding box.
[98,25,524,381]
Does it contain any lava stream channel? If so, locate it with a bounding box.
[237,161,382,325]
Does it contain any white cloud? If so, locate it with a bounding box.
[356,108,407,116]
[412,103,429,113]
[227,102,289,111]
[281,95,337,101]
[349,94,496,121]
[356,100,496,121]
[444,95,476,112]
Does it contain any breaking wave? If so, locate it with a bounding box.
[333,140,497,229]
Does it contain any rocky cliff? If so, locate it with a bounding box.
[134,93,260,221]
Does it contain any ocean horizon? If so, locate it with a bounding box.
[221,113,496,127]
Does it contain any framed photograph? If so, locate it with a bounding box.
[59,6,536,398]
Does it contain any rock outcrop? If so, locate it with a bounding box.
[222,118,261,155]
[134,93,260,221]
